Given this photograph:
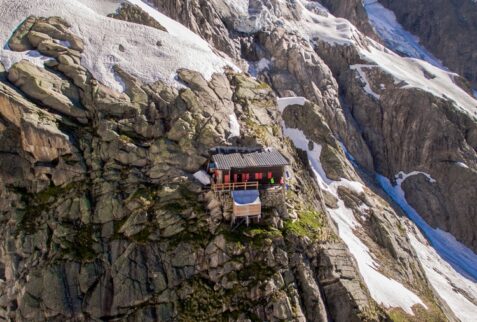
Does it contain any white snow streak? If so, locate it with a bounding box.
[350,64,380,99]
[228,113,240,139]
[455,161,470,169]
[377,172,477,321]
[280,105,425,314]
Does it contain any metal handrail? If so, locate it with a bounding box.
[211,181,259,192]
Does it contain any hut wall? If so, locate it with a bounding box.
[233,203,262,217]
[230,166,284,184]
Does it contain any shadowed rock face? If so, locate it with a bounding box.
[380,0,477,87]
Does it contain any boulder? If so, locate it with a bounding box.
[108,3,168,32]
[8,16,36,51]
[8,60,87,123]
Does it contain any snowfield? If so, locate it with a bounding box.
[0,0,234,92]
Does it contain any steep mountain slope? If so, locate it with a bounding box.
[0,0,477,321]
[144,0,477,319]
[379,0,477,87]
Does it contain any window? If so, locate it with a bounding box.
[255,172,263,180]
[267,171,273,179]
[224,174,230,183]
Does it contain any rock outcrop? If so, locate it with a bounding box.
[108,3,168,32]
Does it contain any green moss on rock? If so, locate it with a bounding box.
[283,209,324,240]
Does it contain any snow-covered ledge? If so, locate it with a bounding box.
[277,97,306,113]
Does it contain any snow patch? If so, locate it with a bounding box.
[395,170,436,184]
[248,58,271,77]
[294,0,359,46]
[228,113,240,139]
[54,39,71,48]
[0,50,51,70]
[76,0,123,16]
[350,64,381,99]
[455,161,470,169]
[277,96,306,112]
[222,0,249,16]
[358,44,477,115]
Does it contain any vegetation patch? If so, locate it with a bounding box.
[15,181,84,235]
[130,227,151,243]
[177,277,224,321]
[283,209,324,240]
[60,223,96,261]
[222,225,282,247]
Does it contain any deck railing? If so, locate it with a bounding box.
[211,181,259,192]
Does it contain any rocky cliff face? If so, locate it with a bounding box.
[0,15,386,321]
[1,0,477,321]
[380,0,477,87]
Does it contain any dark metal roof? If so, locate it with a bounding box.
[212,149,289,170]
[209,146,262,155]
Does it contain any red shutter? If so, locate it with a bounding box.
[267,171,272,179]
[234,174,238,182]
[224,174,230,183]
